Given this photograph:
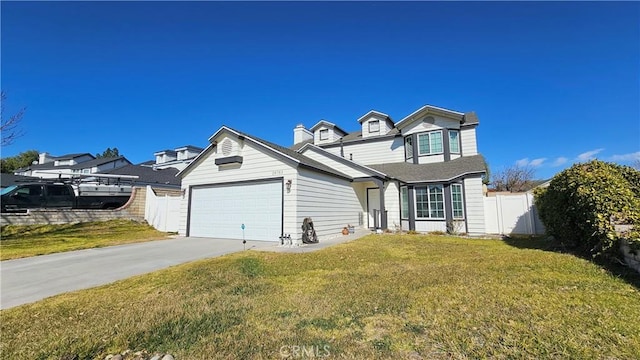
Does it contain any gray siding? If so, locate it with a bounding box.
[296,168,361,241]
[461,127,478,155]
[463,176,485,234]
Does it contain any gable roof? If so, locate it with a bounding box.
[297,143,387,178]
[101,164,180,186]
[356,110,392,124]
[154,149,177,156]
[309,120,348,135]
[70,156,130,170]
[174,145,203,152]
[50,153,95,161]
[368,155,486,183]
[178,126,350,180]
[395,104,466,129]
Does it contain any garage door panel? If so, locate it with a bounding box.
[189,180,282,241]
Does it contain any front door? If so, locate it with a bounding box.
[367,188,380,229]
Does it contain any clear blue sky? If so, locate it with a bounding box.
[2,1,639,179]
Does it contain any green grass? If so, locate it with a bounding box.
[0,219,170,260]
[1,234,639,359]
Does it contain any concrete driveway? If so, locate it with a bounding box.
[0,237,273,310]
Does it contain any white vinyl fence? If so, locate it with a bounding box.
[145,186,181,232]
[484,193,545,235]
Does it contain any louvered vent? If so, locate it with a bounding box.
[221,138,233,156]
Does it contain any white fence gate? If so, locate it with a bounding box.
[145,186,181,232]
[484,193,545,235]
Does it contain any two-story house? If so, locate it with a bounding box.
[147,145,204,171]
[177,104,486,243]
[15,152,131,179]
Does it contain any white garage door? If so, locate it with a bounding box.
[189,180,282,241]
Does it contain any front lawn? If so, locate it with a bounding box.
[1,234,639,359]
[0,219,170,260]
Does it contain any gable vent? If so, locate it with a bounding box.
[221,139,233,156]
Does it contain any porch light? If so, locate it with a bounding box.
[286,179,292,193]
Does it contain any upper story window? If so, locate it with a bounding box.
[449,130,460,154]
[368,120,380,133]
[319,129,329,140]
[418,131,443,155]
[405,136,413,160]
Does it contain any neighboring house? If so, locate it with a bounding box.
[101,164,180,189]
[147,145,203,171]
[177,104,486,243]
[14,152,131,178]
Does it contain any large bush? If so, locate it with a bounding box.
[534,160,640,257]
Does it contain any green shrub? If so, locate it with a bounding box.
[534,160,640,257]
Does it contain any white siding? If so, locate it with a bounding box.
[401,220,410,231]
[313,126,344,145]
[325,137,405,165]
[464,176,485,235]
[384,181,401,230]
[179,134,298,237]
[417,154,446,164]
[401,115,460,136]
[460,127,478,155]
[295,168,361,242]
[361,115,394,138]
[415,221,447,232]
[301,147,373,178]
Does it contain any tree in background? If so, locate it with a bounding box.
[96,147,120,158]
[1,91,26,146]
[491,164,535,192]
[1,150,39,173]
[482,158,491,185]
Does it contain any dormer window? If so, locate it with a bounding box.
[368,120,380,133]
[319,129,329,140]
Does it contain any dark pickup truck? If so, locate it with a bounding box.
[1,182,132,212]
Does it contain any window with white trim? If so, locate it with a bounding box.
[451,184,464,219]
[449,130,460,154]
[319,129,329,140]
[400,186,409,219]
[418,131,443,155]
[368,120,380,133]
[415,185,444,219]
[405,136,413,160]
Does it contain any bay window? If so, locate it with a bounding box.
[451,184,464,219]
[418,131,443,155]
[449,130,460,154]
[415,185,444,219]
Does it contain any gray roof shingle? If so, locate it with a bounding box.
[101,164,180,186]
[368,155,486,183]
[69,156,130,170]
[231,128,350,180]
